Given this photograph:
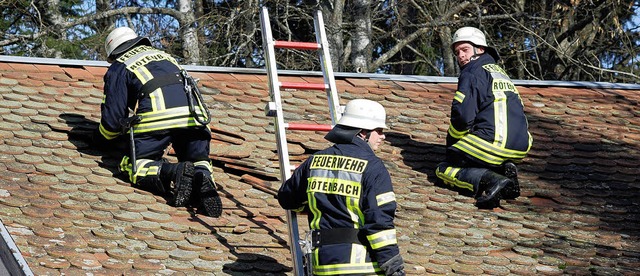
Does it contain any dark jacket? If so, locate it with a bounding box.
[98,45,206,140]
[278,137,400,275]
[447,54,532,166]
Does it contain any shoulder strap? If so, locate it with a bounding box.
[137,72,183,99]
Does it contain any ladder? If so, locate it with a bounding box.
[259,7,341,276]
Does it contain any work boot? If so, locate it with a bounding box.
[475,170,512,209]
[501,161,520,200]
[193,172,223,218]
[160,162,194,207]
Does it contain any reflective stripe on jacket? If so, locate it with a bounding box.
[447,54,533,165]
[278,138,400,275]
[99,45,206,140]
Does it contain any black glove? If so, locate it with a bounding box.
[91,128,127,151]
[380,254,405,276]
[91,128,111,148]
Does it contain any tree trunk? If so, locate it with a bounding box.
[320,0,346,72]
[351,0,372,73]
[179,0,200,65]
[440,26,456,76]
[35,0,65,58]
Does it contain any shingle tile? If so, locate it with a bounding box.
[2,59,640,275]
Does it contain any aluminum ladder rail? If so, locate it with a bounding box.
[259,6,341,276]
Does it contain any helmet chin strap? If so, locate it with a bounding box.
[358,130,374,148]
[364,130,372,141]
[470,46,482,61]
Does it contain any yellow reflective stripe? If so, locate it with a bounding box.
[348,196,363,227]
[447,124,468,139]
[454,91,465,103]
[119,46,156,64]
[308,191,321,229]
[350,243,367,264]
[453,134,530,166]
[376,192,395,206]
[367,229,397,250]
[292,206,306,213]
[119,46,179,112]
[453,140,505,165]
[444,166,460,178]
[119,157,158,183]
[133,117,204,133]
[463,134,529,158]
[435,166,473,191]
[149,88,162,111]
[194,160,213,173]
[136,67,152,83]
[483,63,509,77]
[119,156,130,177]
[310,169,363,183]
[313,248,319,272]
[493,90,508,147]
[313,262,380,275]
[99,123,120,140]
[310,155,368,173]
[307,177,361,198]
[120,46,182,71]
[138,106,193,122]
[492,79,516,93]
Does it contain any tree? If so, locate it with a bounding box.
[0,0,638,82]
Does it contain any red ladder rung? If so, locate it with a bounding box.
[286,123,333,132]
[280,82,327,91]
[274,41,321,50]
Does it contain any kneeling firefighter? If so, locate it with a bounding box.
[94,26,222,217]
[435,26,533,208]
[278,99,405,276]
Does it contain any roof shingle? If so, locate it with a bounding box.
[0,56,639,275]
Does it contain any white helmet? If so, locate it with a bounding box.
[337,99,387,130]
[105,27,150,58]
[452,27,488,48]
[451,26,500,61]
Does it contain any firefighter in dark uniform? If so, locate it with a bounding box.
[436,26,533,208]
[278,99,405,276]
[94,27,222,217]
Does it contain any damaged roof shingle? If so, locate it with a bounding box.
[0,56,639,275]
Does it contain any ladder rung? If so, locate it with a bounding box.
[286,123,332,131]
[280,82,327,91]
[274,41,321,50]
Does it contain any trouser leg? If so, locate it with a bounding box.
[120,157,194,207]
[435,162,511,208]
[435,162,487,194]
[171,127,223,217]
[121,157,165,193]
[119,132,195,207]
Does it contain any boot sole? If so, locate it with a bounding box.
[193,172,223,218]
[502,162,520,200]
[172,162,194,207]
[201,191,223,218]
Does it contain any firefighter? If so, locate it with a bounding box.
[436,26,533,208]
[94,26,222,217]
[278,99,405,276]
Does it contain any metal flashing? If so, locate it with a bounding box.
[1,55,639,90]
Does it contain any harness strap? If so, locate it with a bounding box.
[138,72,183,99]
[311,228,366,247]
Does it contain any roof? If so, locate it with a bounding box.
[0,55,640,275]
